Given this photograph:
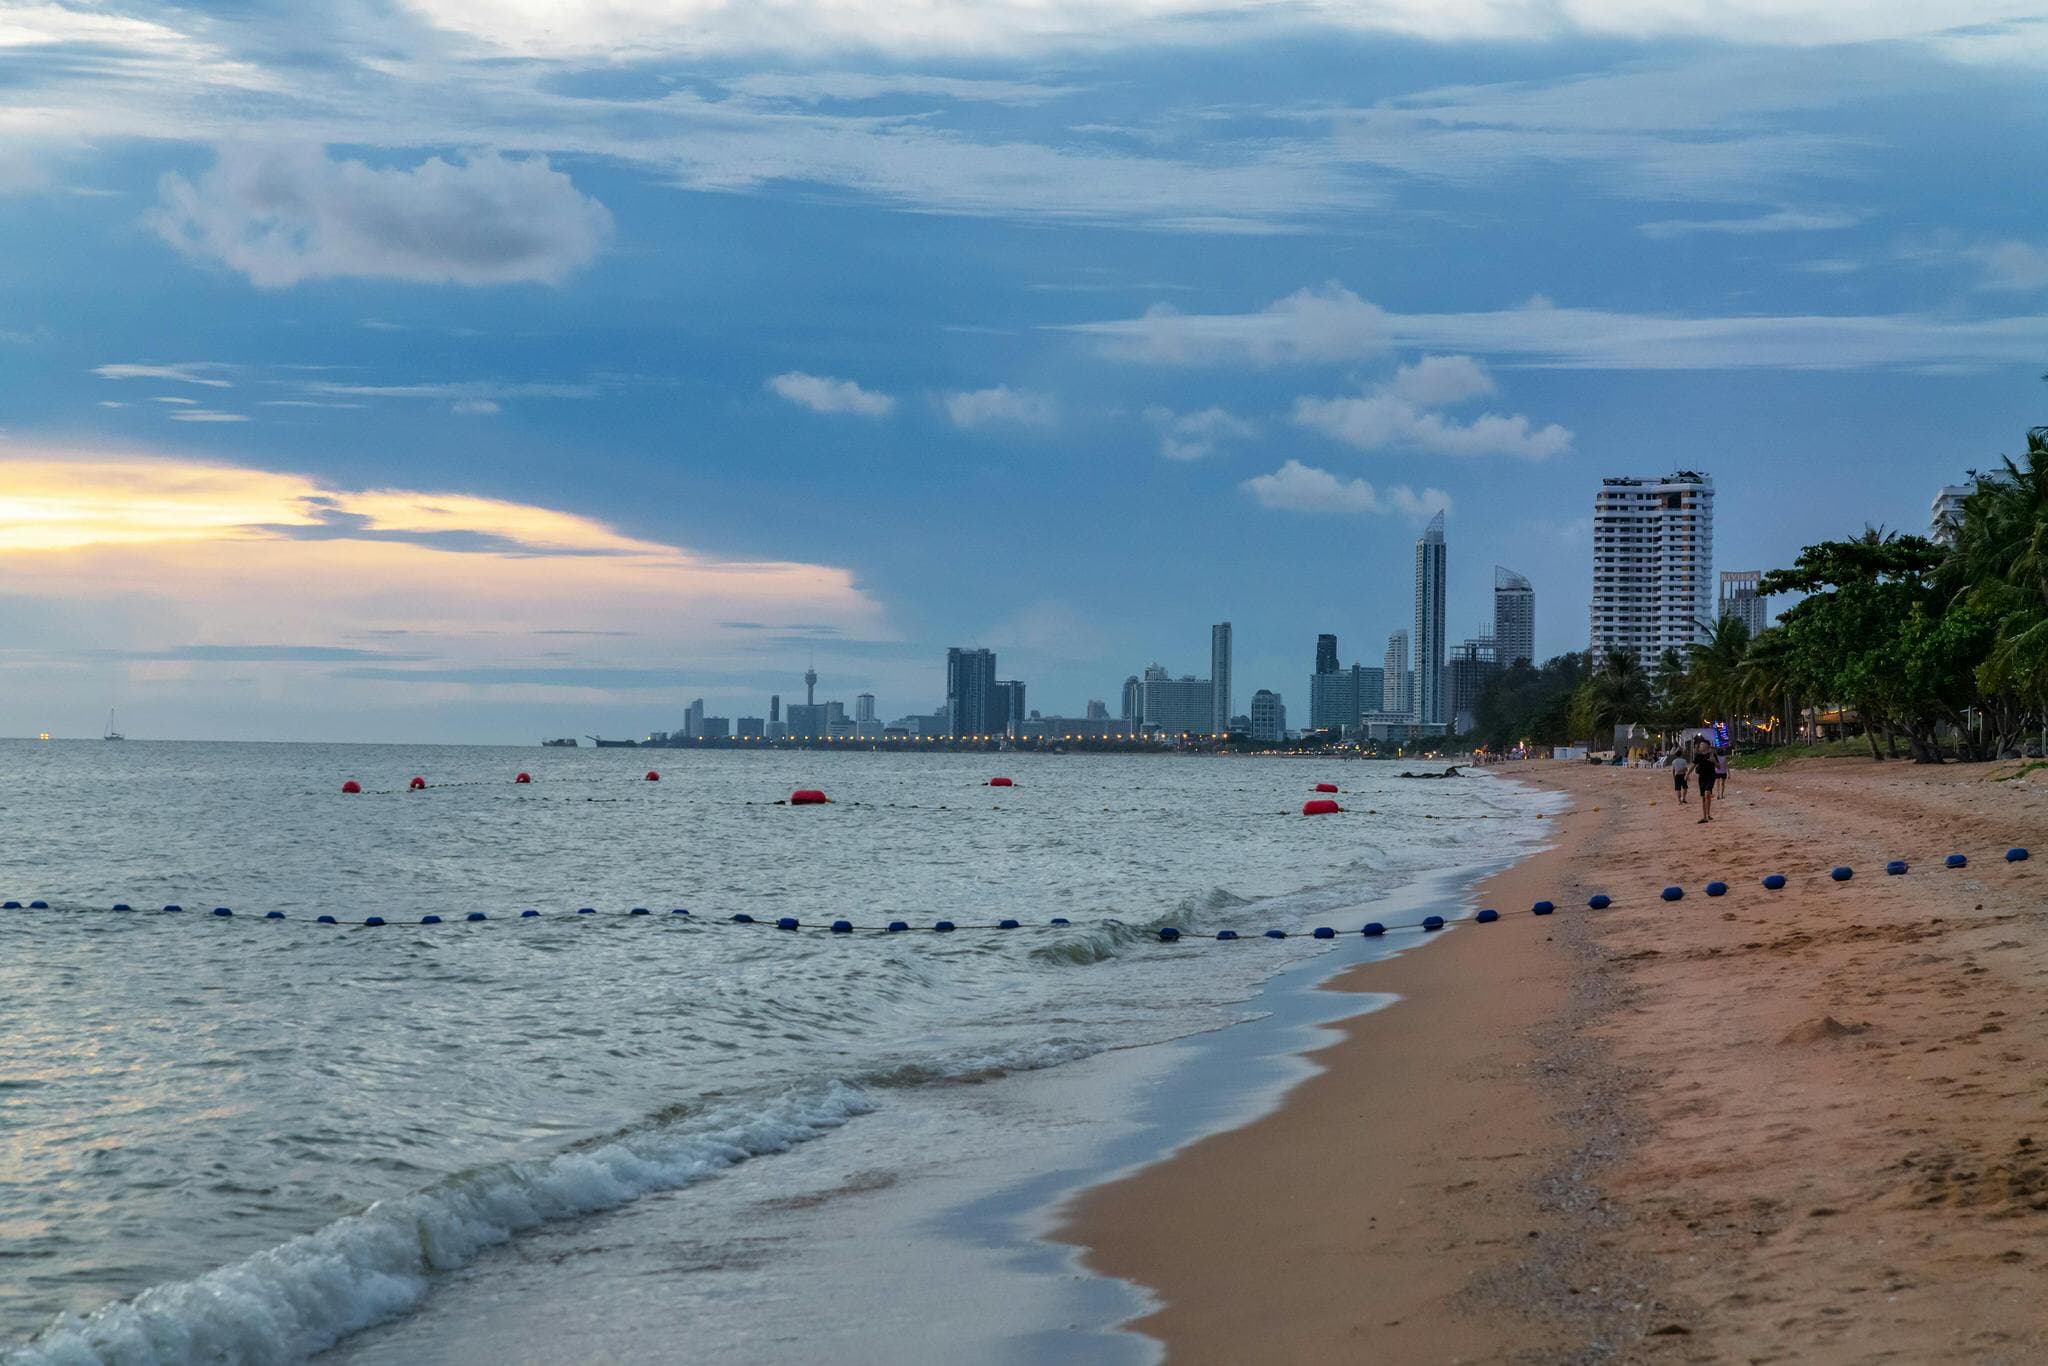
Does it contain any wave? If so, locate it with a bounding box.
[4,1084,873,1366]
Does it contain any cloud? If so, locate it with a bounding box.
[1971,240,2048,291]
[1639,207,1860,239]
[723,73,1076,105]
[149,146,614,288]
[451,399,501,415]
[941,385,1058,428]
[767,371,896,417]
[1240,460,1450,518]
[152,396,199,406]
[305,381,596,401]
[167,410,251,423]
[1387,354,1495,406]
[1292,353,1568,458]
[1143,405,1256,460]
[93,362,232,388]
[1070,286,2048,370]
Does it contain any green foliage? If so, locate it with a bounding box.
[1468,651,1589,750]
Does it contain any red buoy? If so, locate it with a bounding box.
[341,780,362,794]
[790,789,829,805]
[645,770,660,782]
[1302,798,1342,816]
[408,776,426,791]
[988,776,1014,787]
[1313,782,1340,794]
[514,772,531,784]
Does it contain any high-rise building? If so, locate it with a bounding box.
[997,680,1027,735]
[1210,622,1233,735]
[1413,511,1447,726]
[684,698,705,739]
[735,716,764,739]
[1085,699,1109,720]
[1249,690,1285,742]
[1718,570,1767,637]
[1120,675,1141,721]
[1590,471,1715,666]
[1307,663,1383,733]
[1315,633,1339,676]
[1382,630,1410,716]
[1931,483,1973,544]
[854,693,876,724]
[945,647,999,737]
[1139,670,1214,735]
[1446,638,1497,735]
[1493,566,1535,667]
[770,694,781,725]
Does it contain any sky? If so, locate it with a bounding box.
[3,0,2047,743]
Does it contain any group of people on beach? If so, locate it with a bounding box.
[1668,738,1729,823]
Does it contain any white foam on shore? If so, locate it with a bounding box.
[5,1084,875,1366]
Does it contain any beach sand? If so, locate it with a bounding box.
[1062,757,2048,1363]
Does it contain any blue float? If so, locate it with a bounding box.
[629,907,650,916]
[466,912,487,922]
[831,919,853,933]
[887,921,909,932]
[265,911,286,920]
[1946,853,1968,868]
[212,907,232,917]
[776,917,800,931]
[521,909,541,918]
[2007,847,2030,862]
[998,918,1020,929]
[1,901,18,910]
[1475,909,1500,924]
[162,904,183,913]
[1422,915,1445,931]
[934,920,956,932]
[1159,927,1182,942]
[1531,899,1554,914]
[577,907,597,915]
[1661,886,1683,902]
[1831,866,1853,881]
[1705,881,1728,897]
[1361,922,1386,937]
[364,917,386,927]
[317,915,337,924]
[420,914,442,924]
[671,908,690,916]
[1588,894,1611,909]
[1312,926,1336,939]
[112,903,132,912]
[731,913,755,924]
[1763,874,1787,890]
[29,900,49,910]
[1264,929,1287,939]
[1216,929,1239,941]
[1049,917,1070,925]
[1886,860,1908,875]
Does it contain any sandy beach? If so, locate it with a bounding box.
[1063,757,2048,1363]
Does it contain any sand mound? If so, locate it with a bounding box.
[1779,1015,1869,1045]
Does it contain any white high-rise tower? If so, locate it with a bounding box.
[1413,512,1447,726]
[1590,471,1715,665]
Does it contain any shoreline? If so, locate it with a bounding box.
[1061,756,2048,1362]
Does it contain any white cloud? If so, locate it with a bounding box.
[941,385,1058,428]
[767,371,896,417]
[1387,354,1494,406]
[1143,405,1256,460]
[167,410,250,423]
[1093,283,1388,364]
[724,73,1076,105]
[306,381,596,401]
[1240,459,1450,518]
[1294,352,1568,459]
[149,146,614,288]
[452,399,501,415]
[151,396,199,406]
[1971,240,2048,292]
[93,362,232,388]
[1639,207,1860,239]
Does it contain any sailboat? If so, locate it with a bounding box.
[103,709,124,741]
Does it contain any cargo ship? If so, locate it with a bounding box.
[542,737,577,747]
[586,735,638,748]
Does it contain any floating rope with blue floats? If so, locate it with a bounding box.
[2,847,2029,939]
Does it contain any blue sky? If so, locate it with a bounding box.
[3,1,2047,741]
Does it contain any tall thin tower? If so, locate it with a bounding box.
[1413,511,1447,726]
[804,662,817,706]
[1210,621,1233,734]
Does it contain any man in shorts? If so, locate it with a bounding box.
[1671,748,1690,804]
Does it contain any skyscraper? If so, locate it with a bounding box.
[1931,483,1973,544]
[1249,690,1285,742]
[1413,512,1447,725]
[1382,630,1410,716]
[854,693,876,724]
[1121,675,1141,721]
[945,647,999,737]
[1492,566,1534,667]
[1718,570,1767,637]
[1210,621,1233,734]
[997,680,1026,735]
[1315,633,1339,676]
[1590,471,1715,666]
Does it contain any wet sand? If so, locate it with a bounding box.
[1062,757,2048,1363]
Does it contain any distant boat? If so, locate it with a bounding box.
[586,735,638,748]
[542,737,578,747]
[103,709,124,742]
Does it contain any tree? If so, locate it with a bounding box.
[1686,615,1754,740]
[1569,648,1652,744]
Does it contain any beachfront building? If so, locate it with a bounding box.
[1138,665,1215,735]
[1493,567,1535,666]
[946,647,999,736]
[1590,471,1715,666]
[1718,570,1768,636]
[1249,689,1285,742]
[1211,621,1233,734]
[1315,632,1339,676]
[1413,512,1448,726]
[997,680,1027,736]
[735,716,764,739]
[1931,482,1973,544]
[1446,637,1497,735]
[1382,630,1411,717]
[1307,662,1383,733]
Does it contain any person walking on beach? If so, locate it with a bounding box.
[1670,748,1690,805]
[1694,738,1715,823]
[1712,745,1730,801]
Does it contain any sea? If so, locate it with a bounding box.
[0,740,1556,1365]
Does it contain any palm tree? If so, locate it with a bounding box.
[1742,626,1797,746]
[1945,431,2048,751]
[1687,614,1755,742]
[1570,648,1652,745]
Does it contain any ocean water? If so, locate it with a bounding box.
[0,741,1549,1364]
